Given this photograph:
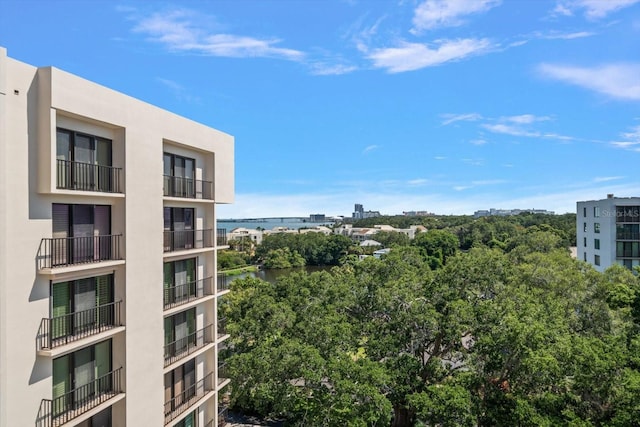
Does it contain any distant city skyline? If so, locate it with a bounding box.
[2,0,639,217]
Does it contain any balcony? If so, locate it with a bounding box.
[38,235,122,269]
[164,372,214,424]
[164,229,213,253]
[217,274,228,293]
[217,363,229,386]
[164,325,215,367]
[164,277,214,310]
[57,159,122,193]
[217,229,227,247]
[163,175,213,200]
[37,367,123,427]
[217,318,227,340]
[218,406,229,427]
[38,301,123,351]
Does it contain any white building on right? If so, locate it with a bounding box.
[577,194,640,272]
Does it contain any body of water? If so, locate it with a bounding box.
[218,218,334,233]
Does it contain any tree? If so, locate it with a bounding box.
[412,229,459,267]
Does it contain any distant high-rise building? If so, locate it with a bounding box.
[577,194,640,272]
[353,204,364,219]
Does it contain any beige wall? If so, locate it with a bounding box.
[0,47,233,426]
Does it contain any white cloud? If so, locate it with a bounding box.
[368,38,493,73]
[156,77,200,103]
[542,30,596,39]
[363,145,379,154]
[482,123,540,137]
[434,156,447,160]
[309,62,358,75]
[539,63,640,100]
[502,114,551,124]
[553,0,640,20]
[610,125,640,150]
[441,112,483,125]
[470,138,488,145]
[408,179,429,186]
[133,9,304,60]
[593,176,623,183]
[412,0,501,32]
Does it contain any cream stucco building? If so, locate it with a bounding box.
[0,47,234,427]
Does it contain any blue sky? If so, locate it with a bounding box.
[2,0,640,218]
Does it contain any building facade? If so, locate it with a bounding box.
[576,195,640,272]
[0,47,234,427]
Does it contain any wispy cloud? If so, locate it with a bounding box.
[434,156,447,160]
[552,0,640,20]
[441,112,483,125]
[502,114,552,124]
[610,125,640,150]
[593,176,623,183]
[363,145,379,154]
[408,179,429,186]
[368,38,493,73]
[132,9,304,60]
[538,63,640,101]
[156,77,200,103]
[309,61,358,75]
[411,0,501,33]
[470,138,488,145]
[541,30,596,39]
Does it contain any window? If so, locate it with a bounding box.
[164,153,196,198]
[51,274,114,340]
[164,308,196,359]
[164,359,196,413]
[583,207,587,217]
[175,410,197,427]
[52,340,112,417]
[584,237,587,247]
[164,207,195,251]
[584,222,587,232]
[617,224,640,240]
[57,128,114,192]
[594,239,600,250]
[583,252,587,261]
[616,242,640,258]
[52,204,112,265]
[594,255,600,266]
[594,223,600,233]
[164,258,197,307]
[594,206,600,217]
[616,206,640,223]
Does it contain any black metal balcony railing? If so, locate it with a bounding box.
[163,175,213,200]
[218,406,229,427]
[38,301,122,350]
[164,277,214,309]
[164,324,215,367]
[217,273,228,293]
[163,229,213,253]
[217,229,227,247]
[218,363,229,386]
[37,367,123,427]
[57,159,123,193]
[217,318,227,339]
[165,372,214,423]
[38,235,122,269]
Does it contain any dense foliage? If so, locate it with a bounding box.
[255,232,353,267]
[352,213,576,248]
[220,231,640,426]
